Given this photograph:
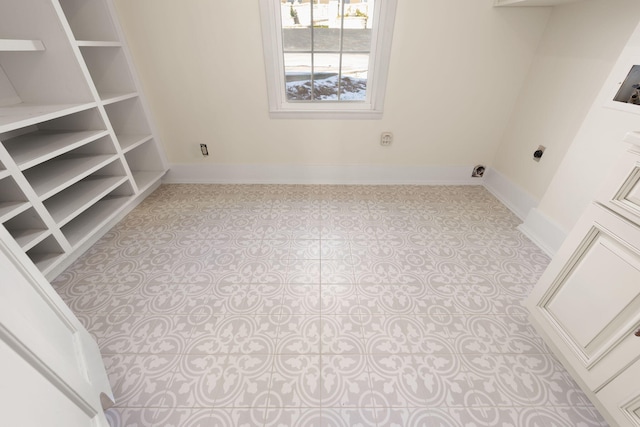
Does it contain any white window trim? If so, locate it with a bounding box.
[259,0,397,120]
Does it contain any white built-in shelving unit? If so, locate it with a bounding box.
[0,0,167,279]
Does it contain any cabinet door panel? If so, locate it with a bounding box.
[546,229,640,353]
[527,203,640,391]
[598,141,640,226]
[597,358,640,426]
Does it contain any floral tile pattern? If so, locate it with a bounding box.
[52,184,609,426]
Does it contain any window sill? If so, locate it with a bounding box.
[268,109,383,120]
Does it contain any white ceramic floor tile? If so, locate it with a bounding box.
[52,184,605,426]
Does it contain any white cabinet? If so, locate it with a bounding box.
[527,133,640,426]
[597,358,640,426]
[0,0,167,279]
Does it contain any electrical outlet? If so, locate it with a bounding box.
[200,144,209,156]
[381,132,393,147]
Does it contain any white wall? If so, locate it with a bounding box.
[492,0,640,202]
[537,19,640,232]
[112,0,550,178]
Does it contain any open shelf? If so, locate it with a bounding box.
[76,41,121,47]
[23,137,117,199]
[4,129,109,170]
[124,139,165,192]
[100,92,138,105]
[1,107,109,170]
[117,134,153,153]
[0,175,30,223]
[62,181,133,248]
[0,0,94,111]
[58,0,119,42]
[104,97,151,141]
[0,39,45,52]
[0,103,96,134]
[45,160,128,226]
[27,235,65,275]
[4,207,49,251]
[80,46,136,101]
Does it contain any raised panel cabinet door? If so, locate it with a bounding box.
[598,137,640,226]
[597,358,640,426]
[527,203,640,391]
[0,225,113,426]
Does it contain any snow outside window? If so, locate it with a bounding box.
[259,0,397,119]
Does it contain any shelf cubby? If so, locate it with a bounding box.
[4,207,50,251]
[124,140,165,192]
[26,235,65,275]
[103,97,153,151]
[1,107,109,170]
[44,159,128,227]
[23,136,117,200]
[62,180,133,248]
[119,134,153,153]
[0,1,94,108]
[58,0,119,42]
[0,103,98,135]
[80,46,136,103]
[0,175,30,223]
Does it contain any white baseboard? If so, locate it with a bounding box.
[164,163,481,185]
[482,168,538,220]
[518,208,568,257]
[482,168,567,256]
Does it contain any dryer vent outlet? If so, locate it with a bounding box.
[472,165,485,178]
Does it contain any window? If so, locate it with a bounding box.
[259,0,397,119]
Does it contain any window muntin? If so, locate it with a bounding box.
[259,0,396,118]
[281,1,373,102]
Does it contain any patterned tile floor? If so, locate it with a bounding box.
[51,184,608,427]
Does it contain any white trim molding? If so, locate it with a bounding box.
[164,163,480,185]
[483,168,568,256]
[258,0,397,119]
[483,168,538,220]
[518,208,568,257]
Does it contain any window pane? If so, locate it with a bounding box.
[313,53,341,101]
[282,2,310,51]
[313,28,340,53]
[342,28,371,52]
[276,0,378,104]
[284,53,312,101]
[340,53,369,101]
